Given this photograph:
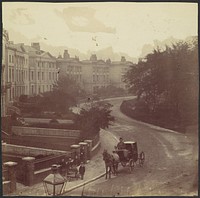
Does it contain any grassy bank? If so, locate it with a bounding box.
[120,99,197,133]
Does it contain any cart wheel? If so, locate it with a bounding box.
[139,151,145,167]
[129,159,134,172]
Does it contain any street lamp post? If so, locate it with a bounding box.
[43,164,66,196]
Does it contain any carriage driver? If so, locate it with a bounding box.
[116,137,129,158]
[117,137,126,149]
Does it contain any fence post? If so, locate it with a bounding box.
[84,140,92,160]
[70,144,80,164]
[79,142,88,163]
[22,157,35,186]
[3,161,18,193]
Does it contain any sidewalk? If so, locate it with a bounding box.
[10,129,118,196]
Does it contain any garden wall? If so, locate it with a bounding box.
[12,126,80,137]
[2,143,68,156]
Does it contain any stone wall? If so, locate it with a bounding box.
[2,143,68,156]
[12,126,80,137]
[2,131,101,191]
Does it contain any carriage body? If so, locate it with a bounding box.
[124,141,138,162]
[116,141,138,162]
[115,141,145,172]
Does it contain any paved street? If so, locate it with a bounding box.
[66,97,198,196]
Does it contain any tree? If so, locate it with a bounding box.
[73,101,115,138]
[53,74,86,98]
[124,38,198,130]
[20,75,86,115]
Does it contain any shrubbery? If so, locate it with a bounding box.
[124,39,198,132]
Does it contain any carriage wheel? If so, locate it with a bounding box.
[129,159,134,172]
[139,151,145,167]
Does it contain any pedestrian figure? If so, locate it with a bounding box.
[79,162,85,180]
[60,159,66,176]
[80,147,85,163]
[74,152,79,165]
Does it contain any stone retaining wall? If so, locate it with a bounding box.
[12,126,80,137]
[2,143,68,156]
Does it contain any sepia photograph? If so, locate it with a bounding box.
[1,1,198,196]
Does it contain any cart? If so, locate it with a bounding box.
[115,141,145,172]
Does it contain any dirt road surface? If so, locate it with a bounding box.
[66,97,198,196]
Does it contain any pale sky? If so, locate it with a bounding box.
[2,2,198,58]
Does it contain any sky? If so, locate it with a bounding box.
[2,2,198,58]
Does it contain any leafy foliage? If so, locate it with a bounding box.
[73,101,115,138]
[18,75,85,115]
[124,38,198,130]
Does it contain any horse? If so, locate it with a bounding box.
[103,150,119,179]
[111,151,120,175]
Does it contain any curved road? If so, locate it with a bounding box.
[69,98,198,196]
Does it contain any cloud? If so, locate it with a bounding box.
[54,7,116,33]
[9,8,35,25]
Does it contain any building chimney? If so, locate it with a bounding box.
[121,56,126,62]
[90,54,97,61]
[63,50,70,59]
[31,43,40,51]
[106,58,111,64]
[75,55,79,61]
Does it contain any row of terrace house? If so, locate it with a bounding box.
[57,50,134,94]
[1,29,58,117]
[1,29,134,116]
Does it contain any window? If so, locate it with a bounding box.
[9,55,11,63]
[38,62,40,67]
[42,72,44,80]
[12,88,15,99]
[9,89,12,101]
[32,85,34,94]
[38,72,40,80]
[9,68,11,82]
[12,69,14,81]
[31,71,34,80]
[49,72,51,80]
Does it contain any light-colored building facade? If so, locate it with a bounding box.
[1,29,9,116]
[57,52,133,94]
[1,29,133,116]
[109,56,134,89]
[1,30,58,116]
[57,53,111,93]
[81,54,110,93]
[24,43,58,95]
[6,42,29,103]
[57,50,82,85]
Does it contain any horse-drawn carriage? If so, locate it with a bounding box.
[103,141,145,178]
[115,141,145,172]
